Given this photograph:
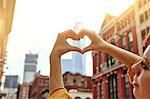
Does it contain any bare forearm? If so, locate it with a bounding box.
[49,53,64,91]
[102,42,142,67]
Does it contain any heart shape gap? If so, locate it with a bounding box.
[66,35,92,50]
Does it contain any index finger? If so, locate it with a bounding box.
[77,28,96,40]
[61,29,78,39]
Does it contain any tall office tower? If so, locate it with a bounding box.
[23,53,38,83]
[72,22,86,75]
[61,59,73,74]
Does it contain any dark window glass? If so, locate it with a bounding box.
[96,82,99,98]
[100,80,104,99]
[123,70,130,99]
[99,52,102,72]
[121,36,126,49]
[140,14,144,24]
[106,54,115,68]
[147,27,149,34]
[141,29,146,40]
[108,74,118,99]
[145,11,148,20]
[99,52,102,65]
[74,97,81,99]
[128,33,133,52]
[73,79,76,83]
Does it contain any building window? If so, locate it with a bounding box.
[96,53,99,66]
[96,66,99,74]
[106,42,115,67]
[81,80,84,85]
[123,70,130,99]
[149,8,150,16]
[128,32,134,52]
[99,52,102,65]
[141,29,146,40]
[138,0,142,8]
[94,54,98,68]
[96,82,100,98]
[147,27,150,34]
[140,14,144,24]
[74,97,81,99]
[85,97,91,99]
[96,53,100,74]
[108,74,118,99]
[99,52,102,71]
[145,11,148,20]
[100,80,104,99]
[73,79,76,84]
[121,36,126,49]
[106,54,115,68]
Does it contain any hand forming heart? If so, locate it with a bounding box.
[51,28,105,56]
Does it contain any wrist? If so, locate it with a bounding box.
[51,48,61,56]
[50,50,61,60]
[98,39,108,51]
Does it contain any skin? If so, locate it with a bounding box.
[49,28,145,98]
[76,28,142,66]
[131,45,150,99]
[50,29,81,91]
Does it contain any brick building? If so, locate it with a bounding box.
[29,73,49,99]
[63,72,92,99]
[92,0,150,99]
[18,83,30,99]
[92,6,137,99]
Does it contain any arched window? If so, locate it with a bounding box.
[74,96,81,99]
[85,97,91,99]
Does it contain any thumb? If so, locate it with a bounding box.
[68,46,82,53]
[127,69,135,84]
[81,45,93,54]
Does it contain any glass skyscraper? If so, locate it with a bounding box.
[72,38,86,75]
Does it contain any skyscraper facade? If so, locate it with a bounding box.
[72,39,86,75]
[61,59,73,74]
[73,22,86,75]
[23,53,38,83]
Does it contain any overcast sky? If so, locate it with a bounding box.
[4,0,133,83]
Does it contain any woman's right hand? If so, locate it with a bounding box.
[51,29,81,57]
[77,28,106,53]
